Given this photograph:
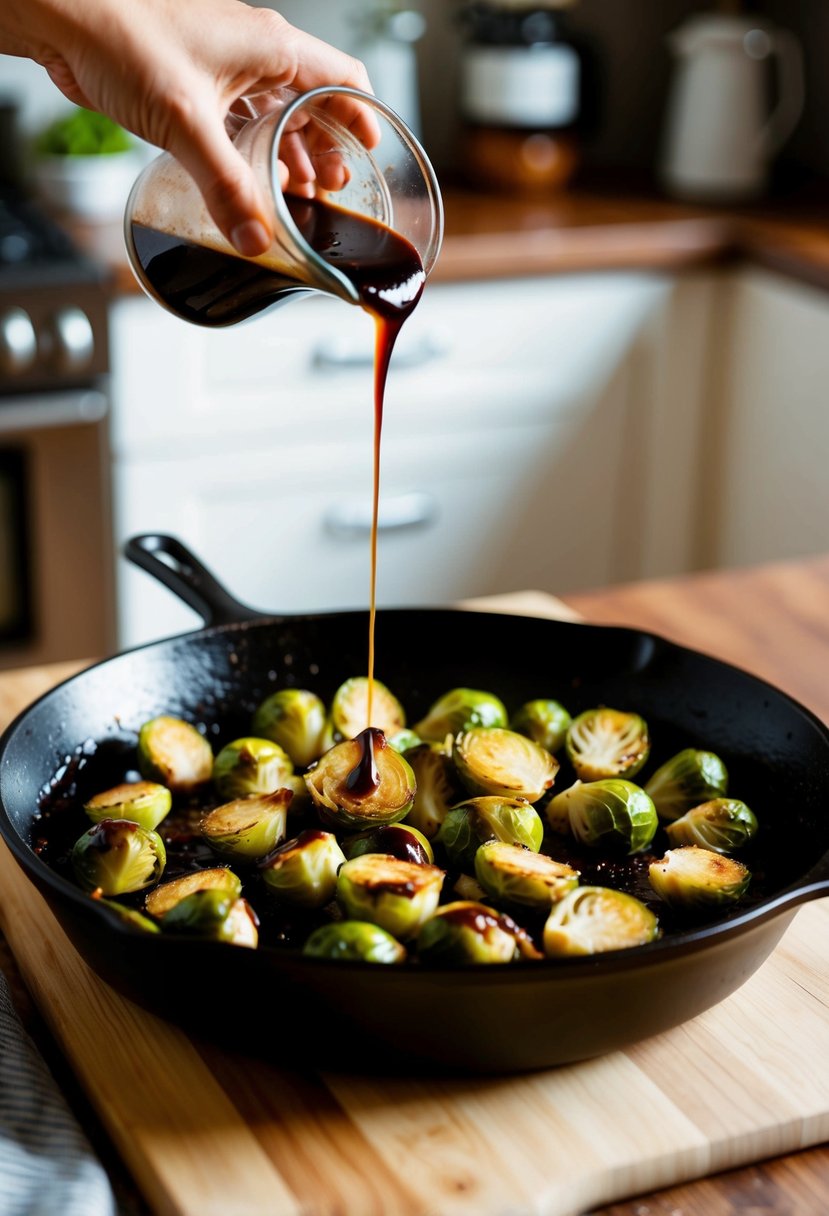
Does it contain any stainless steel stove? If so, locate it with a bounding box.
[0,189,115,667]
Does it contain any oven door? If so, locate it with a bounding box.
[0,387,114,670]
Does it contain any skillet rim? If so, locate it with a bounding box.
[1,606,828,980]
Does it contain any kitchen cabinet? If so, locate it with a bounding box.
[108,272,710,648]
[703,267,829,570]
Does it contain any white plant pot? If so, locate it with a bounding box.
[33,150,143,220]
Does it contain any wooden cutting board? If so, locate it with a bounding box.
[1,592,828,1216]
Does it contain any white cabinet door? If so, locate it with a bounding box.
[709,269,829,569]
[109,272,684,648]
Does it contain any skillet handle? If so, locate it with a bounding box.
[124,534,270,628]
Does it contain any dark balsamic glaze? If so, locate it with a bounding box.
[345,727,385,798]
[129,196,425,733]
[128,195,424,331]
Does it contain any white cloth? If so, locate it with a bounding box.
[0,973,115,1216]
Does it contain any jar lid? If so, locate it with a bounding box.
[462,2,575,47]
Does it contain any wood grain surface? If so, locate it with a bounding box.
[0,566,828,1216]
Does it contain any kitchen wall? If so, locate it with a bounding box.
[4,2,826,188]
[266,0,827,188]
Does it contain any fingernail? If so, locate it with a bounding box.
[230,219,270,256]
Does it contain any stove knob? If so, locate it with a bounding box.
[50,307,95,374]
[0,307,37,377]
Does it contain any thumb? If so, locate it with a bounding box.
[169,111,274,257]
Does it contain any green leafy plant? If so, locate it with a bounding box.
[36,107,133,156]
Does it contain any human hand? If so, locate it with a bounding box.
[3,0,377,254]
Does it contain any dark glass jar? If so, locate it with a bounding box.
[459,2,585,193]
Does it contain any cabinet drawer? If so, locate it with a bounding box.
[113,400,629,649]
[109,273,668,458]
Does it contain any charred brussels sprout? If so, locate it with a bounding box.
[546,779,658,854]
[251,688,327,768]
[144,866,243,919]
[510,699,571,755]
[404,743,462,840]
[566,708,650,782]
[304,728,416,830]
[453,728,558,803]
[137,716,213,793]
[645,749,729,821]
[543,886,658,956]
[417,901,537,964]
[303,921,406,964]
[71,819,166,896]
[341,823,434,865]
[200,789,291,860]
[163,889,259,947]
[83,780,171,832]
[212,737,294,800]
[474,841,579,912]
[413,688,508,742]
[387,728,422,754]
[665,798,758,853]
[259,829,345,908]
[336,854,444,940]
[330,677,405,740]
[97,900,161,935]
[437,796,543,873]
[649,846,750,910]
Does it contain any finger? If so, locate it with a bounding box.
[279,130,316,186]
[168,104,273,257]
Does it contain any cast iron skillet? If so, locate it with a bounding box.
[1,534,828,1074]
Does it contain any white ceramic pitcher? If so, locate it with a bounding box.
[660,14,804,203]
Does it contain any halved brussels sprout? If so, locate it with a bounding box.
[474,841,579,912]
[565,708,650,782]
[330,676,405,740]
[341,823,434,865]
[453,728,559,803]
[413,688,508,742]
[303,921,407,964]
[546,779,658,854]
[648,846,750,910]
[200,789,291,860]
[403,743,463,839]
[645,749,729,821]
[387,729,423,754]
[144,866,243,919]
[259,829,346,908]
[304,728,416,829]
[336,854,444,940]
[251,688,327,768]
[162,889,259,947]
[665,798,758,853]
[437,796,543,873]
[137,716,213,793]
[416,901,538,964]
[282,773,312,815]
[212,737,294,801]
[83,780,172,832]
[543,886,658,956]
[510,699,572,754]
[71,819,166,896]
[97,900,161,934]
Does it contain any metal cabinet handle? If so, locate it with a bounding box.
[0,388,108,435]
[325,491,437,536]
[313,333,447,371]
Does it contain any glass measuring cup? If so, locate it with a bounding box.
[124,86,444,326]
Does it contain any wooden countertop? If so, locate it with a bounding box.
[69,182,829,295]
[0,554,828,1214]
